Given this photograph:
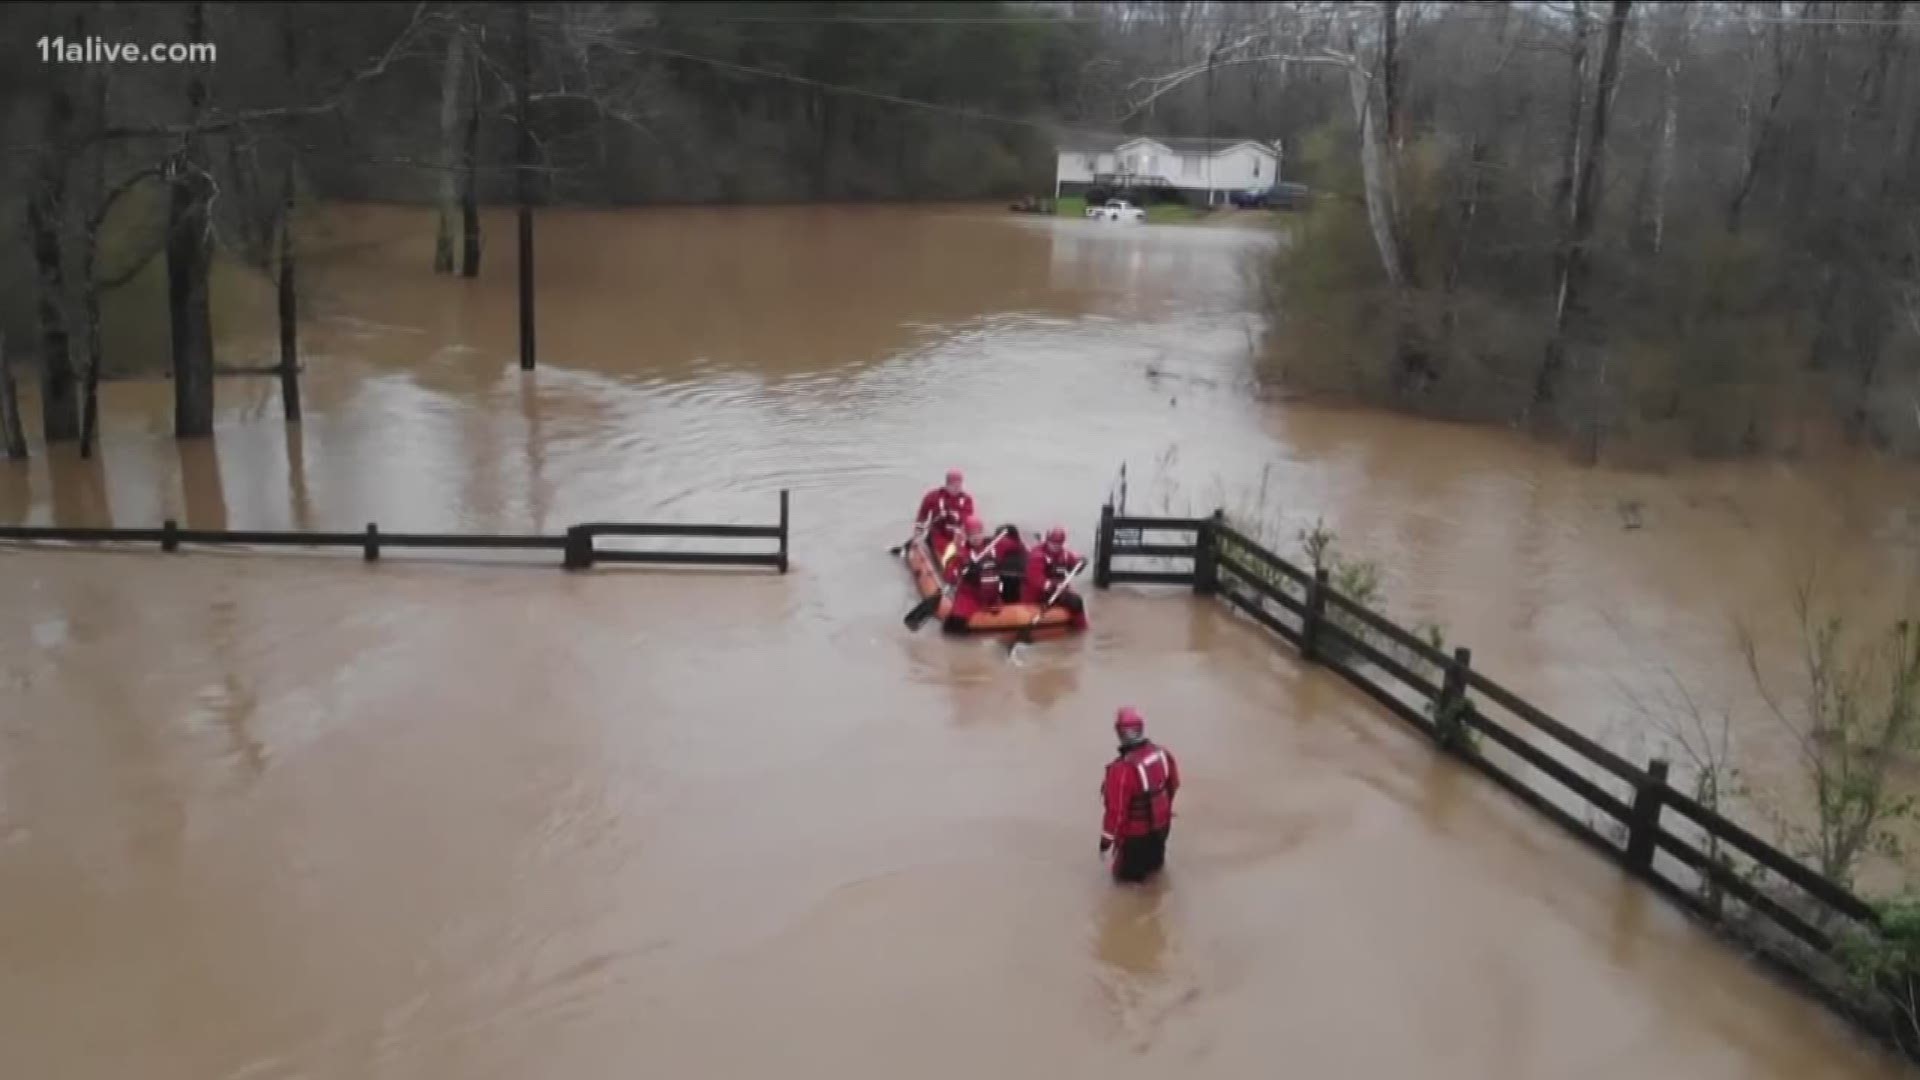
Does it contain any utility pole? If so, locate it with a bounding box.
[1205,34,1221,206]
[514,0,536,371]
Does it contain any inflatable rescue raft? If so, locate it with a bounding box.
[906,538,1080,634]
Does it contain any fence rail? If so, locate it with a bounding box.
[0,491,791,573]
[1093,500,1908,1059]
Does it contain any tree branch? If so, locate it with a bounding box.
[1123,41,1358,118]
[97,240,166,294]
[102,2,433,140]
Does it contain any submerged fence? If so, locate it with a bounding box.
[1092,502,1908,1058]
[0,491,790,572]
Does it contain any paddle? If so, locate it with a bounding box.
[1008,558,1087,659]
[889,520,930,558]
[902,527,1011,631]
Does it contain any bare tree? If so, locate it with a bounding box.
[1726,2,1807,233]
[1636,4,1694,255]
[0,334,25,461]
[276,11,302,423]
[462,41,483,280]
[1125,11,1407,290]
[434,14,473,275]
[1551,1,1591,232]
[514,0,536,371]
[24,11,81,444]
[78,164,168,458]
[1536,0,1633,414]
[165,1,217,440]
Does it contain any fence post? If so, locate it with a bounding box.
[1626,758,1670,873]
[162,518,179,552]
[363,523,380,562]
[777,489,790,574]
[1192,509,1223,597]
[1094,503,1114,590]
[563,525,594,570]
[1435,646,1473,751]
[1300,567,1329,661]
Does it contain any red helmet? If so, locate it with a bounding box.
[945,469,964,487]
[1115,706,1146,744]
[1046,526,1067,548]
[964,516,986,538]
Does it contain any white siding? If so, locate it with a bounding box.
[1055,140,1277,192]
[1206,146,1275,191]
[1116,139,1170,178]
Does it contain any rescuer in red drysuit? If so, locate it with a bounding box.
[1023,526,1090,630]
[942,517,1005,631]
[915,469,975,569]
[992,524,1029,603]
[1100,707,1180,883]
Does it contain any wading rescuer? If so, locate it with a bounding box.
[943,517,1004,632]
[1100,707,1180,883]
[915,469,975,568]
[1025,526,1089,630]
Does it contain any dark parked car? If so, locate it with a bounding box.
[1232,181,1312,210]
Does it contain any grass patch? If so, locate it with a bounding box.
[1145,203,1207,225]
[1056,196,1212,225]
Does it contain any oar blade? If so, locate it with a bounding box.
[903,592,943,630]
[1006,626,1035,658]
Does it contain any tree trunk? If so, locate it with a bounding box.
[27,73,79,444]
[1382,0,1402,146]
[1652,58,1677,255]
[1552,2,1590,230]
[1725,9,1800,235]
[278,166,302,423]
[278,13,302,423]
[27,172,79,443]
[461,50,482,278]
[78,58,109,460]
[1536,0,1632,414]
[167,154,216,439]
[515,0,536,370]
[1447,141,1488,293]
[168,2,215,440]
[1841,0,1906,437]
[1448,2,1513,293]
[434,23,469,274]
[1346,55,1406,290]
[0,334,25,461]
[79,243,104,457]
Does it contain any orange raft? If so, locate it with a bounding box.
[906,539,1080,634]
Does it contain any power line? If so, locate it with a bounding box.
[691,8,1916,30]
[637,42,1132,141]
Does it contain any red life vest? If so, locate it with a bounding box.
[1102,741,1179,841]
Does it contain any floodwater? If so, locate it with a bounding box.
[2,203,1917,1078]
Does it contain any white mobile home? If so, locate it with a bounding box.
[1055,137,1282,204]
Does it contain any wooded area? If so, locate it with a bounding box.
[1237,2,1920,460]
[1,2,1915,459]
[0,1,1128,451]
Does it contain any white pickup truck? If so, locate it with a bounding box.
[1085,199,1146,223]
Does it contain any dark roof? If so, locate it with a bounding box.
[1135,136,1273,154]
[1055,135,1274,155]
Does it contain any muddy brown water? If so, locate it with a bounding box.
[3,204,1917,1077]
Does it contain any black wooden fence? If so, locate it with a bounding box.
[1093,502,1908,1056]
[0,490,790,572]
